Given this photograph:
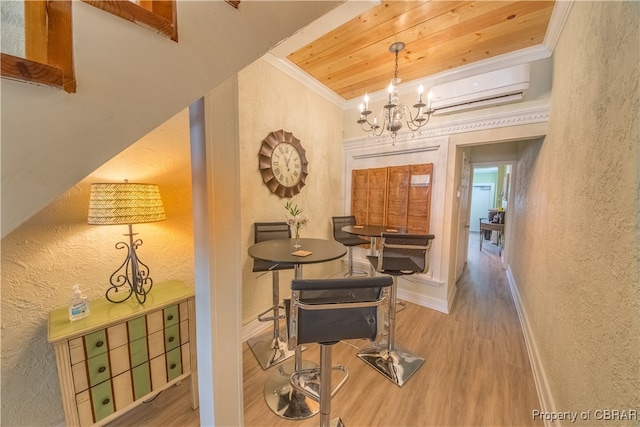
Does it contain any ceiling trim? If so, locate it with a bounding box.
[344,101,549,150]
[544,0,575,52]
[268,0,379,59]
[262,52,348,108]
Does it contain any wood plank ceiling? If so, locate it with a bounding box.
[287,1,555,101]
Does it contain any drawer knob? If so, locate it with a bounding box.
[170,363,177,369]
[168,336,175,343]
[96,340,104,348]
[102,398,110,405]
[167,314,174,321]
[98,366,106,373]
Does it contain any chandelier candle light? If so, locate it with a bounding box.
[357,42,433,143]
[88,181,166,304]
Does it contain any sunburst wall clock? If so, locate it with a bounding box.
[259,130,308,198]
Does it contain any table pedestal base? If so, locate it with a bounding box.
[264,359,319,420]
[357,344,424,387]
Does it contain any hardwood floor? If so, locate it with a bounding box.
[107,232,542,426]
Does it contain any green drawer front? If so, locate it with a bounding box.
[129,336,149,368]
[164,324,180,351]
[128,316,146,342]
[132,362,151,400]
[164,305,179,327]
[91,379,114,422]
[84,330,108,358]
[87,352,110,386]
[166,347,182,382]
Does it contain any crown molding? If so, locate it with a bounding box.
[344,102,549,150]
[261,53,347,108]
[268,0,380,59]
[544,0,574,52]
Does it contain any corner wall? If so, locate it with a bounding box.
[0,110,194,426]
[509,2,639,423]
[238,58,345,324]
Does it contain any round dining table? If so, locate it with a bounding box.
[248,237,346,280]
[247,237,346,420]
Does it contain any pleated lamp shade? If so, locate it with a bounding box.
[88,182,166,225]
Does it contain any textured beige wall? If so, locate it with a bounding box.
[0,56,346,424]
[0,110,194,425]
[238,58,345,324]
[510,2,639,423]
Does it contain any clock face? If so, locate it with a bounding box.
[259,130,308,198]
[271,142,302,187]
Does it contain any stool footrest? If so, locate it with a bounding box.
[290,365,349,402]
[258,304,286,322]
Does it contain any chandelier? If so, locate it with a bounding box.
[357,42,433,142]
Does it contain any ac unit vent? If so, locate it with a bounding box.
[430,63,531,115]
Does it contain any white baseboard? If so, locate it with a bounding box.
[397,287,449,314]
[506,266,557,427]
[242,317,271,343]
[447,283,458,312]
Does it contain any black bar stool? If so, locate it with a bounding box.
[247,222,296,370]
[358,232,435,386]
[332,216,369,277]
[286,276,392,427]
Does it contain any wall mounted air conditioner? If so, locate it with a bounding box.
[430,63,531,115]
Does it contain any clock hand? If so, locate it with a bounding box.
[284,152,292,171]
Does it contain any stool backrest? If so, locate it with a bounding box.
[254,222,291,243]
[288,276,392,347]
[378,233,435,275]
[331,215,356,242]
[253,222,293,272]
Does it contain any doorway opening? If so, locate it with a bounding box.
[468,163,511,261]
[454,152,516,285]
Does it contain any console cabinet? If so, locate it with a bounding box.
[48,280,198,426]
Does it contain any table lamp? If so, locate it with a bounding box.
[88,181,166,304]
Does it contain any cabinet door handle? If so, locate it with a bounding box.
[102,398,110,405]
[170,363,176,370]
[168,336,175,343]
[167,314,174,321]
[98,366,106,373]
[96,340,104,348]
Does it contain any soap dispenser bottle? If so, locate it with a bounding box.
[69,284,90,321]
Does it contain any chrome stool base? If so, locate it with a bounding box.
[264,359,319,420]
[357,344,424,387]
[247,327,296,370]
[329,417,345,427]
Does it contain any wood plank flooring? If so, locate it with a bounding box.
[107,233,542,426]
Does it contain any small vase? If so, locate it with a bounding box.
[294,227,301,248]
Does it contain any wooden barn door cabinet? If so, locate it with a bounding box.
[48,280,198,426]
[351,163,433,233]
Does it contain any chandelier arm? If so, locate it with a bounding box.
[359,109,388,137]
[401,104,431,131]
